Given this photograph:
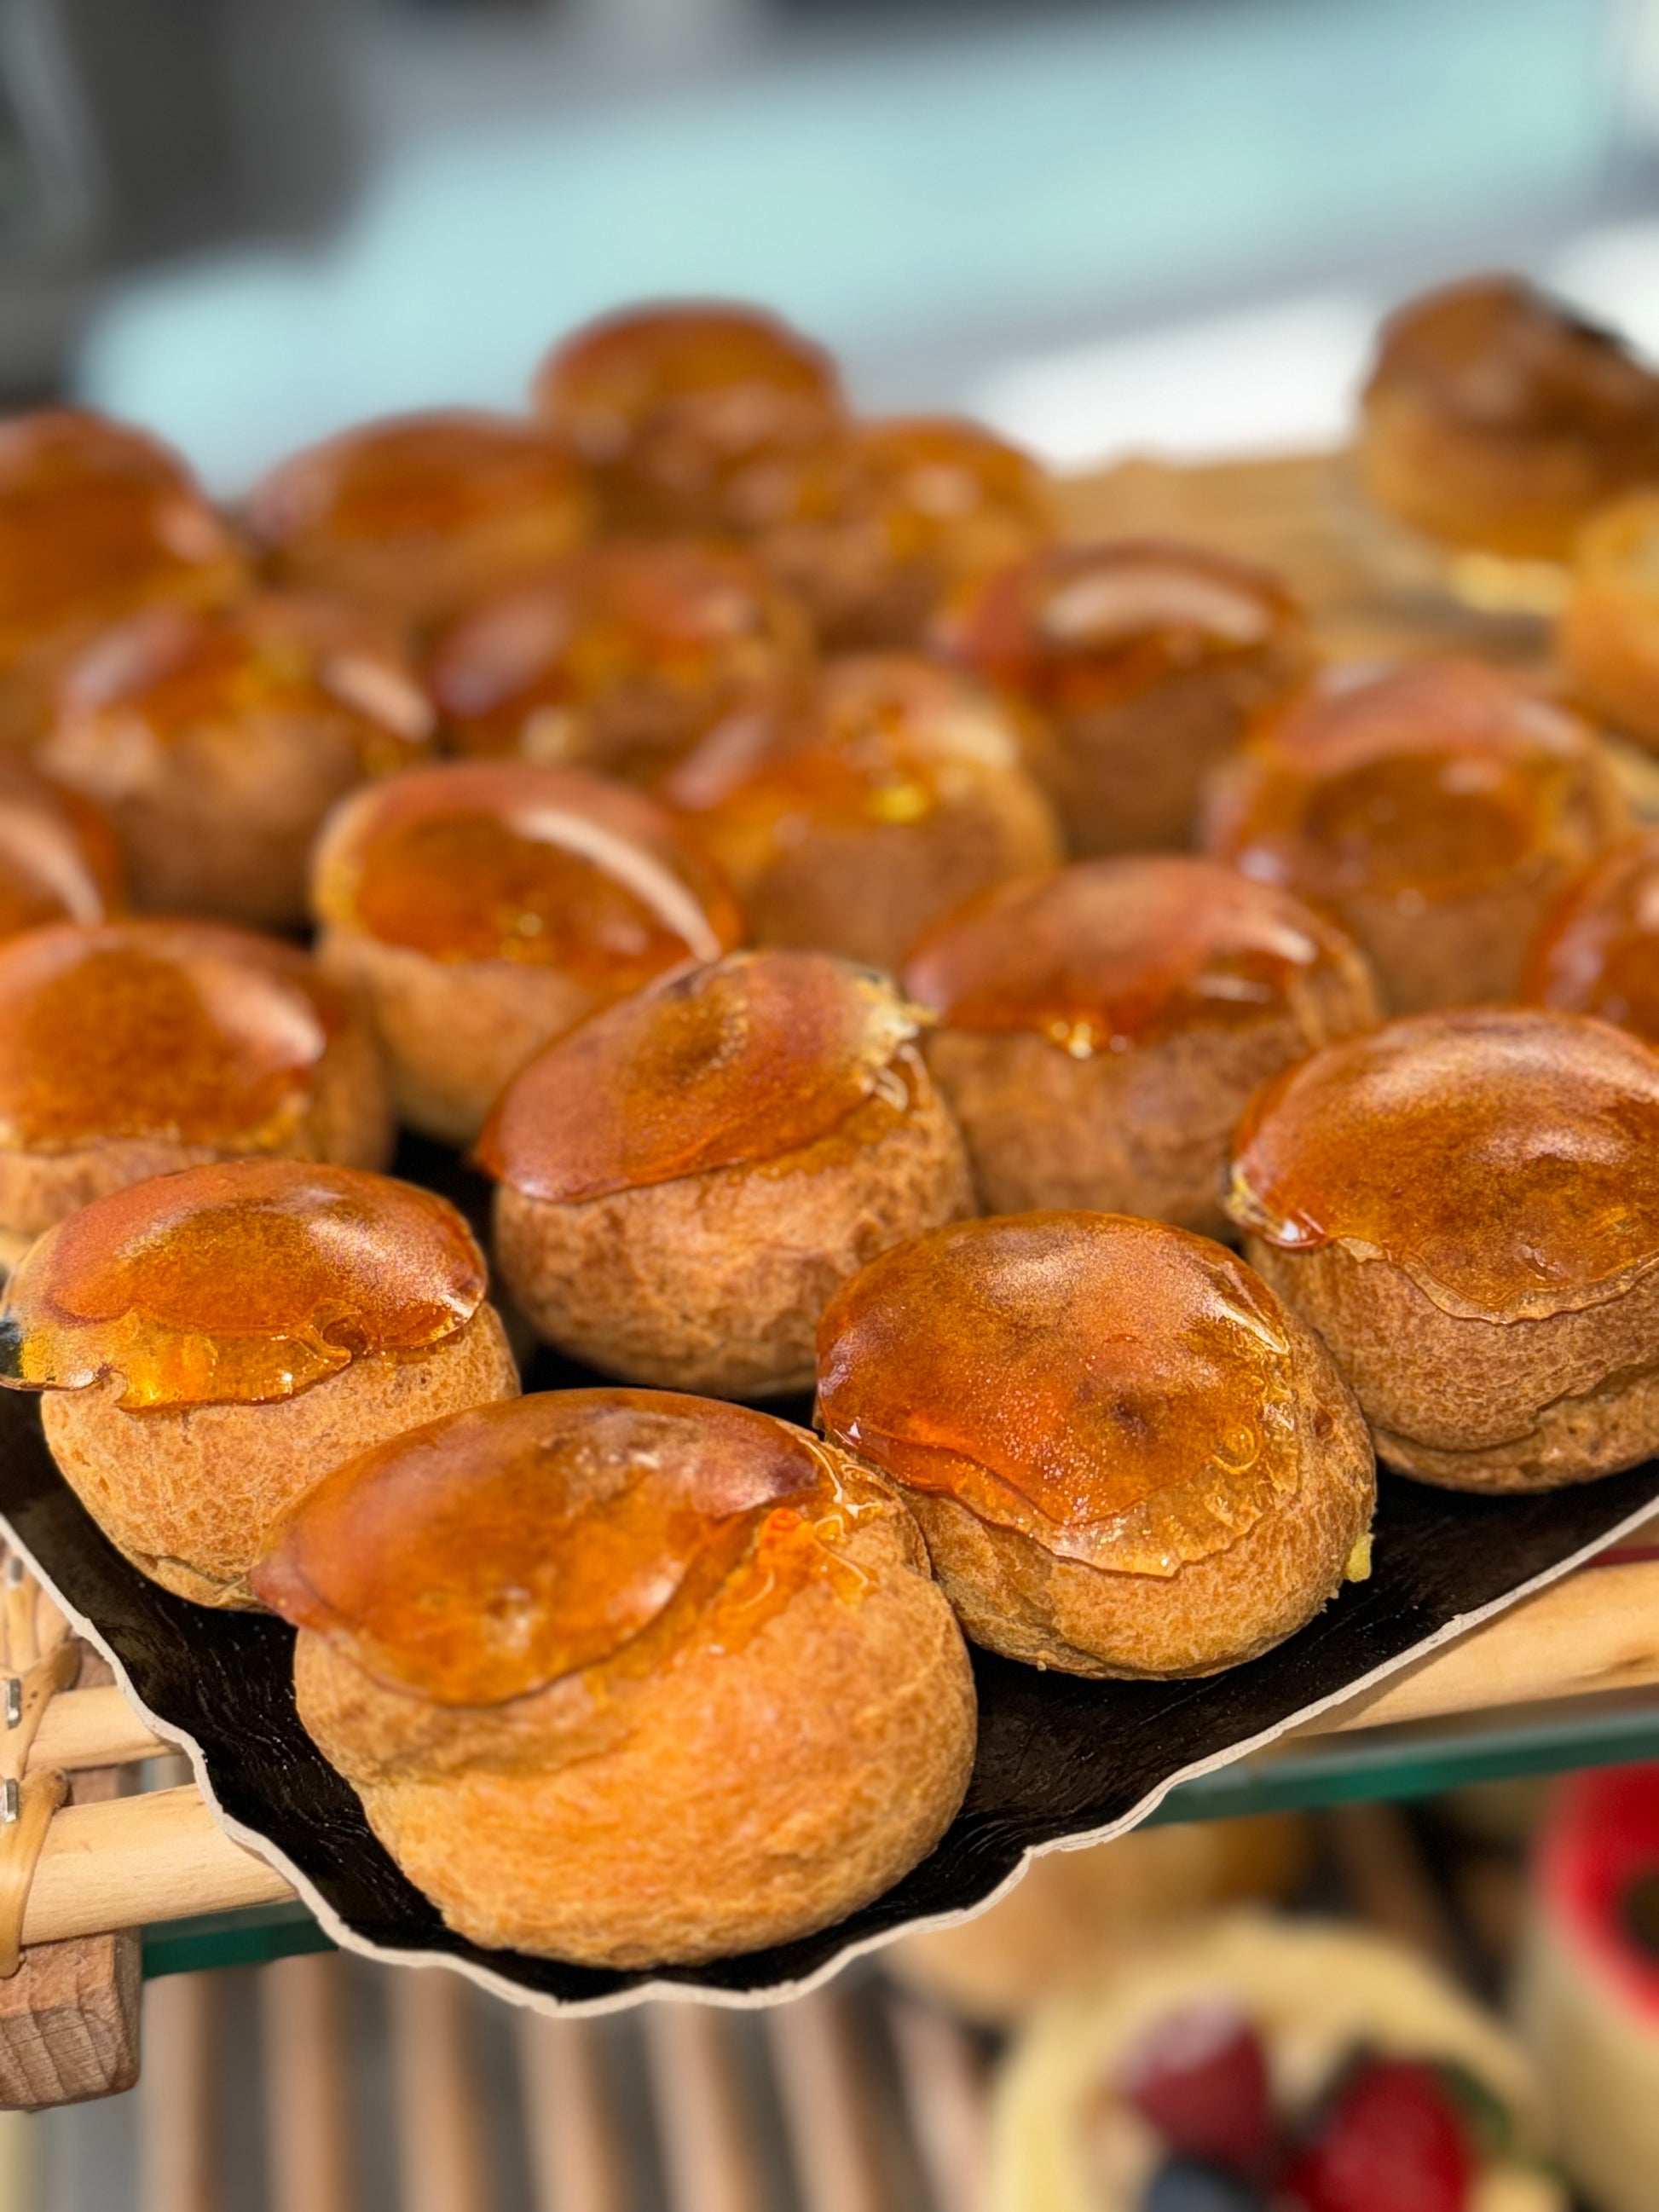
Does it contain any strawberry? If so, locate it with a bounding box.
[1280,2059,1472,2212]
[1119,2003,1273,2177]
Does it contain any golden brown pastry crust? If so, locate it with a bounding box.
[1557,491,1659,750]
[43,1304,518,1607]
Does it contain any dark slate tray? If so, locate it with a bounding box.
[3,1137,1657,2014]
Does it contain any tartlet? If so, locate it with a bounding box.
[815,1212,1374,1678]
[0,408,246,746]
[251,1389,976,1967]
[1523,828,1659,1043]
[731,414,1052,650]
[311,759,743,1143]
[2,1159,519,1606]
[1360,275,1659,559]
[0,917,390,1267]
[0,757,124,941]
[1227,1005,1659,1490]
[246,409,591,632]
[1202,657,1627,1012]
[40,594,433,928]
[937,538,1311,854]
[663,653,1062,973]
[1557,490,1659,748]
[532,301,843,535]
[477,949,975,1397]
[429,538,811,785]
[903,857,1379,1234]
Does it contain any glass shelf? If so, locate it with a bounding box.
[139,1689,1659,1980]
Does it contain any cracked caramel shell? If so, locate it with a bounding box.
[1202,658,1627,1012]
[1360,276,1659,558]
[0,408,246,745]
[0,757,124,942]
[664,653,1061,972]
[900,857,1379,1232]
[1524,829,1659,1043]
[430,538,811,785]
[246,409,592,630]
[815,1213,1373,1677]
[533,302,843,536]
[40,594,433,928]
[938,537,1310,854]
[252,1389,976,1967]
[1227,1007,1659,1488]
[482,951,975,1396]
[731,414,1052,650]
[311,759,743,1143]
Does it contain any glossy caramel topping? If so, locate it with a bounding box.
[664,654,1039,863]
[477,950,920,1201]
[1524,831,1659,1042]
[816,1213,1302,1577]
[1205,659,1609,905]
[1227,1006,1659,1318]
[251,1390,870,1705]
[939,538,1304,717]
[0,408,245,670]
[0,920,339,1152]
[50,595,433,777]
[902,857,1360,1055]
[313,759,743,978]
[0,759,123,941]
[429,540,808,777]
[0,1160,485,1410]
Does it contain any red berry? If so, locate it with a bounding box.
[1119,2004,1273,2176]
[1281,2059,1472,2212]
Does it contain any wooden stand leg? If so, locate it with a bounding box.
[0,1930,139,2109]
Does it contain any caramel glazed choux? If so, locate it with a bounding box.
[0,1159,519,1607]
[251,1389,977,1968]
[477,948,975,1398]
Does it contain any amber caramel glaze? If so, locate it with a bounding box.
[816,1213,1304,1577]
[665,653,1043,849]
[0,1158,485,1409]
[532,303,843,529]
[1524,831,1659,1043]
[252,1389,874,1705]
[1204,658,1611,906]
[903,856,1363,1056]
[937,538,1303,718]
[0,408,245,673]
[0,758,123,940]
[429,539,809,777]
[312,759,743,980]
[1227,1005,1659,1320]
[49,594,433,777]
[477,949,921,1202]
[0,920,347,1152]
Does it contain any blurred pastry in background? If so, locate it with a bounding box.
[311,759,742,1144]
[253,1389,975,1966]
[885,1812,1310,2027]
[246,409,592,632]
[1202,657,1627,1013]
[0,1160,518,1608]
[991,1912,1560,2212]
[1523,827,1659,1043]
[903,856,1379,1233]
[0,918,390,1268]
[1557,490,1659,747]
[39,595,433,929]
[816,1212,1374,1678]
[1520,1763,1659,2212]
[937,538,1310,854]
[1360,274,1659,561]
[664,654,1061,973]
[533,300,844,536]
[478,950,974,1397]
[732,414,1052,650]
[430,538,812,785]
[0,408,246,748]
[0,756,124,940]
[1228,1005,1659,1491]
